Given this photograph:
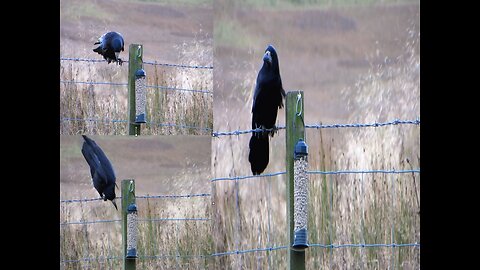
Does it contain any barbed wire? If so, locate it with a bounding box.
[211,246,288,257]
[211,169,420,183]
[212,118,420,137]
[142,60,213,70]
[138,218,210,222]
[307,169,420,175]
[59,117,212,132]
[61,193,211,204]
[154,122,212,132]
[60,57,114,64]
[60,241,420,264]
[60,218,210,226]
[212,127,284,137]
[305,118,420,129]
[60,80,212,94]
[146,84,212,94]
[135,193,211,199]
[60,80,127,87]
[60,117,128,123]
[60,197,105,203]
[211,171,286,182]
[211,242,419,257]
[61,254,208,264]
[60,219,121,226]
[61,256,122,264]
[308,243,420,248]
[60,57,213,69]
[61,112,414,137]
[138,254,208,259]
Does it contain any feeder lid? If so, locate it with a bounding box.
[126,248,138,259]
[135,113,146,124]
[294,139,308,158]
[127,204,138,212]
[135,69,146,77]
[292,228,309,250]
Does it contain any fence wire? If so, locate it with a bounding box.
[60,193,211,204]
[60,57,213,69]
[211,242,420,257]
[61,254,208,264]
[61,241,419,264]
[60,79,212,94]
[60,117,212,132]
[212,118,419,137]
[60,218,210,226]
[211,169,420,183]
[62,118,415,137]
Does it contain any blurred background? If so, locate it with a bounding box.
[60,135,212,269]
[212,0,420,268]
[60,0,213,135]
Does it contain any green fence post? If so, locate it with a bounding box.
[286,91,306,270]
[122,179,137,270]
[128,44,143,135]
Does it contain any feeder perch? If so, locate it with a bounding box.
[292,138,309,250]
[126,203,138,259]
[135,69,147,124]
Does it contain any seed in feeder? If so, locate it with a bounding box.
[127,212,138,250]
[294,157,308,232]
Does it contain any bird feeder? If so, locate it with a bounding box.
[292,138,309,250]
[126,203,138,259]
[135,69,147,124]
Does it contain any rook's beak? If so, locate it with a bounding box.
[111,199,118,211]
[263,51,272,65]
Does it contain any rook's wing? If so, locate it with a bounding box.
[81,136,109,183]
[88,138,116,183]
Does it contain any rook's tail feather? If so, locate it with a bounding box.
[249,134,269,175]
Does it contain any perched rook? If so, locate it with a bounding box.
[248,45,286,175]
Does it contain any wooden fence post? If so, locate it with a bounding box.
[122,179,137,270]
[128,44,143,135]
[286,91,306,270]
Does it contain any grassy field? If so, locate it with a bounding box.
[60,0,420,268]
[60,135,213,269]
[60,0,213,135]
[212,0,419,268]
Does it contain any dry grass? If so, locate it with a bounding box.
[60,195,212,269]
[60,135,213,269]
[211,13,419,269]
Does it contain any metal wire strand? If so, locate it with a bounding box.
[60,57,213,69]
[212,118,419,137]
